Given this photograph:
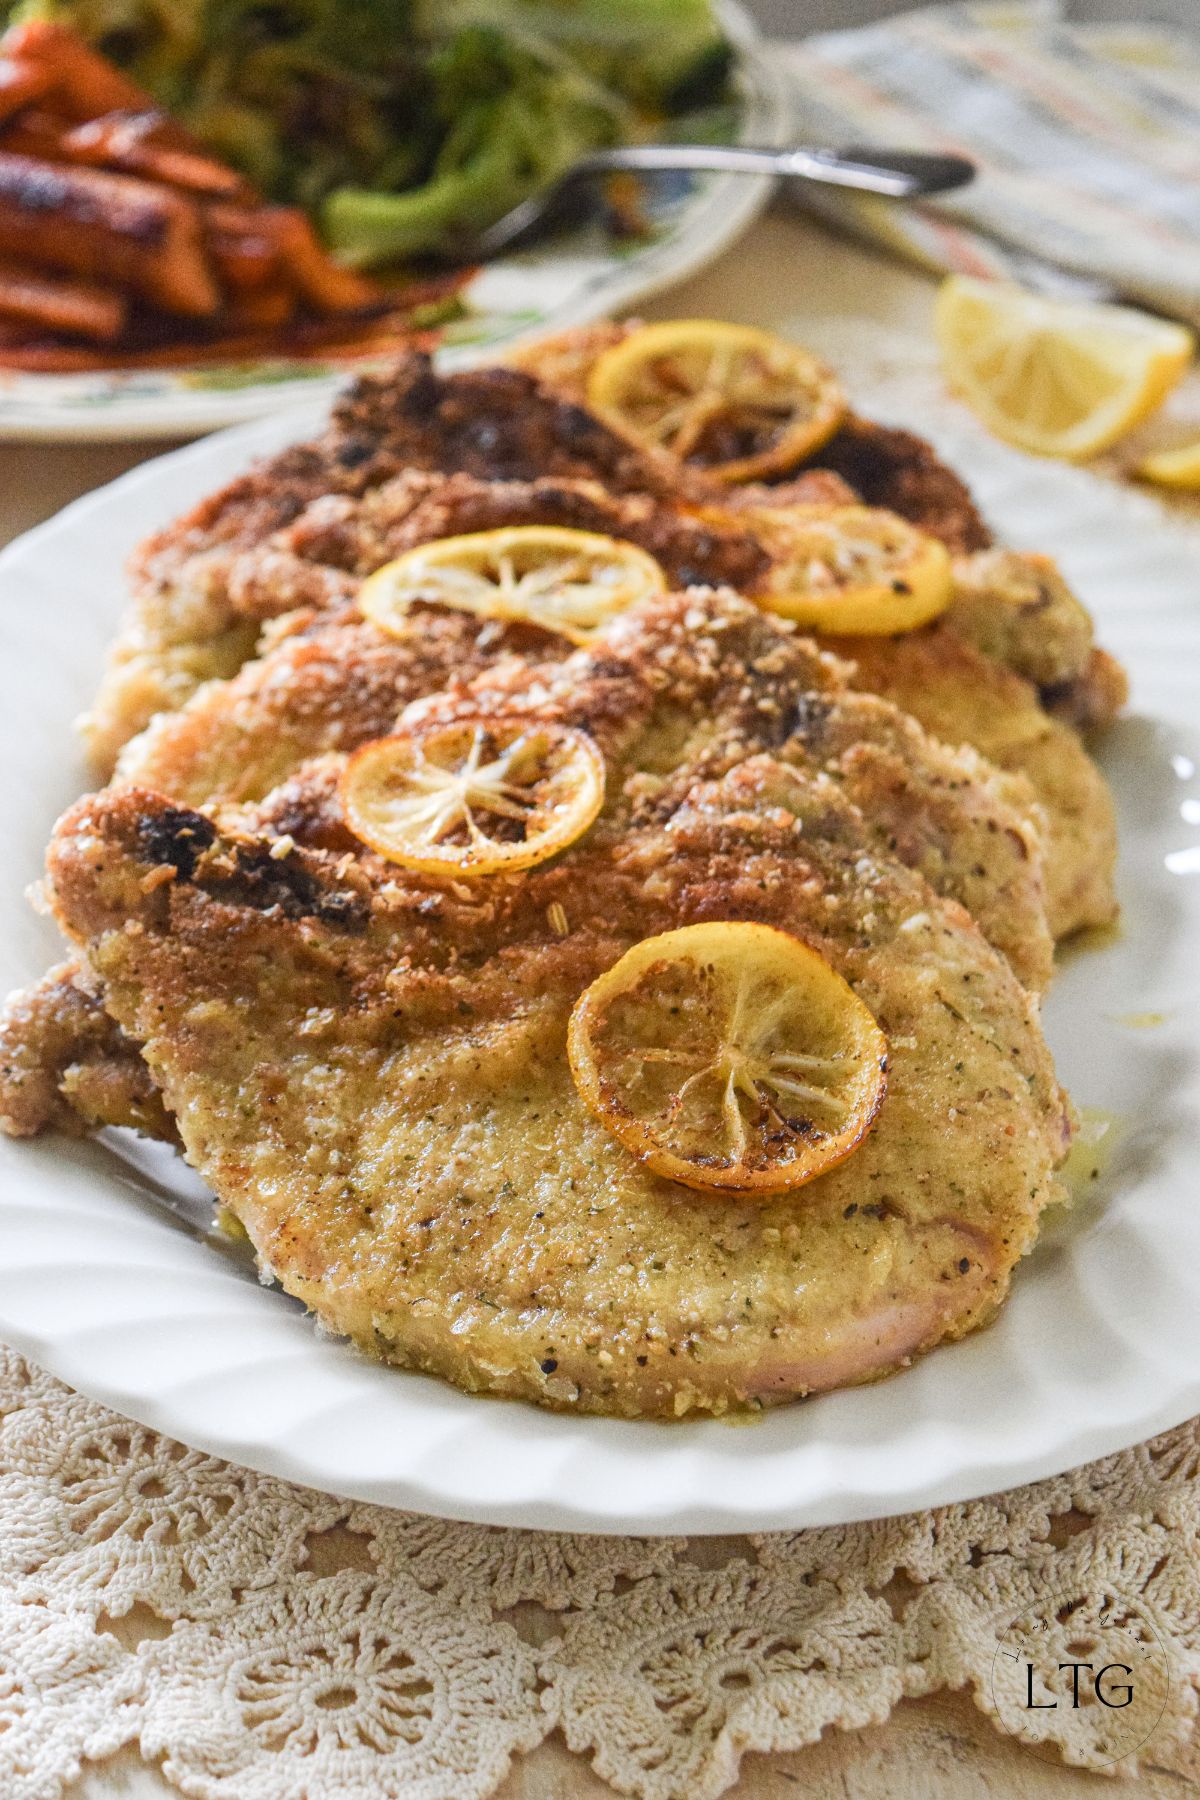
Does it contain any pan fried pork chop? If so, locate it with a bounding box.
[119,603,563,815]
[512,323,1126,732]
[1,440,1117,1141]
[134,455,1113,717]
[111,462,1120,940]
[508,321,990,554]
[44,756,1070,1417]
[82,340,1083,773]
[0,960,172,1140]
[83,354,786,771]
[0,589,1053,1140]
[838,630,1118,941]
[121,589,1053,989]
[78,351,1119,941]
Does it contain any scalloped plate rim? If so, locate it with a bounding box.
[0,398,1197,1532]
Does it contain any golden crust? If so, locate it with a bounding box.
[4,583,1059,1144]
[840,627,1119,938]
[508,321,993,552]
[73,343,1121,992]
[947,549,1095,690]
[117,604,562,809]
[0,330,1126,1418]
[0,960,174,1140]
[83,344,1021,775]
[104,454,1117,940]
[45,762,1070,1417]
[121,588,1055,994]
[83,355,701,772]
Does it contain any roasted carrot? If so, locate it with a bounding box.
[0,23,240,170]
[0,107,253,202]
[205,203,378,314]
[255,207,379,313]
[0,56,54,122]
[0,108,74,163]
[1,21,155,122]
[0,308,446,371]
[0,22,415,362]
[63,113,254,199]
[224,284,296,330]
[0,258,125,340]
[205,222,280,293]
[0,153,220,317]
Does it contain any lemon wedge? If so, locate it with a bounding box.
[935,276,1194,461]
[1137,441,1200,490]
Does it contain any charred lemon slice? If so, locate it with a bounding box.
[586,320,845,483]
[340,716,604,875]
[359,526,667,646]
[737,503,953,635]
[568,921,887,1193]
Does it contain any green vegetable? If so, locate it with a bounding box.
[325,24,626,265]
[3,0,732,267]
[414,0,731,110]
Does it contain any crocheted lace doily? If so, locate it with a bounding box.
[0,1344,1196,1800]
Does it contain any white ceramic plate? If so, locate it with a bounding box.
[0,401,1198,1535]
[0,2,785,443]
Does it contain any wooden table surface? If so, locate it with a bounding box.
[3,207,1192,1800]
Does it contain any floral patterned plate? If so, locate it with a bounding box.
[0,2,786,443]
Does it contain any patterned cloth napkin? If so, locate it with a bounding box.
[784,1,1200,325]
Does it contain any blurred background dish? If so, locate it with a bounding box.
[0,0,790,438]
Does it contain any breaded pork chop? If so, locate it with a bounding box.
[92,467,783,783]
[0,589,1052,1142]
[79,342,1012,773]
[186,461,1114,725]
[113,462,1119,939]
[508,320,991,554]
[121,589,1054,992]
[513,323,1125,736]
[841,630,1118,939]
[83,354,773,772]
[0,960,173,1141]
[45,762,1070,1417]
[119,604,562,813]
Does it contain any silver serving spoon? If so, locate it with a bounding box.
[461,143,975,261]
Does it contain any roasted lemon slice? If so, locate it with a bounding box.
[935,275,1194,461]
[340,717,604,875]
[728,503,953,634]
[568,921,887,1193]
[359,526,667,645]
[586,320,845,483]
